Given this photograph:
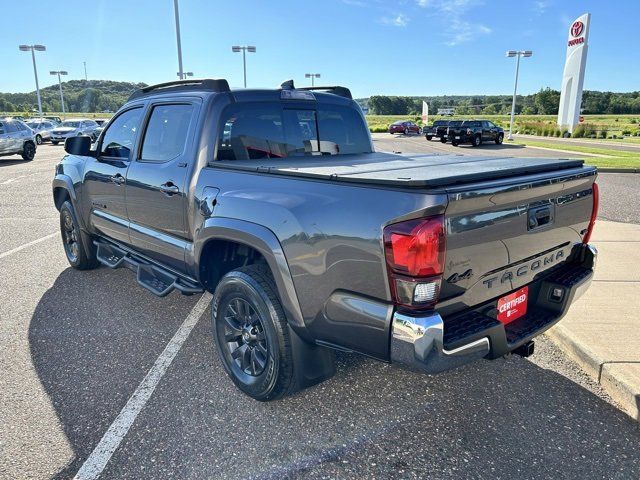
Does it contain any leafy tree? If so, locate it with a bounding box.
[534,88,561,115]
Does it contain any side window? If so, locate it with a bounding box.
[99,108,143,159]
[140,104,195,162]
[5,122,17,133]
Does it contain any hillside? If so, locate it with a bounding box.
[0,80,147,114]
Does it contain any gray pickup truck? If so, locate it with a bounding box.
[53,79,598,401]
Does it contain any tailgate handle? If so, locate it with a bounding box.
[528,206,553,230]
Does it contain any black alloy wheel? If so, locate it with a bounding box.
[222,297,269,377]
[22,141,36,161]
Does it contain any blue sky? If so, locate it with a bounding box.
[1,0,638,98]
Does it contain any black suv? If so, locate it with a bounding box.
[448,120,504,147]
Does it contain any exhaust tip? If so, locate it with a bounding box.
[513,341,535,358]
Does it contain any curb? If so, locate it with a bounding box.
[546,324,640,422]
[598,168,640,173]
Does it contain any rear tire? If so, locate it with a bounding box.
[426,135,432,141]
[451,140,459,147]
[59,201,98,270]
[404,128,409,135]
[52,140,59,145]
[440,137,447,143]
[21,141,36,161]
[212,264,296,401]
[495,133,504,145]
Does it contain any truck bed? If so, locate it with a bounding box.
[212,152,585,188]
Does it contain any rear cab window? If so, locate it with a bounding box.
[216,102,371,161]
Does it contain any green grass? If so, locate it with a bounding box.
[365,114,640,140]
[514,139,640,169]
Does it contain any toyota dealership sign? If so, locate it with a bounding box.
[557,13,591,133]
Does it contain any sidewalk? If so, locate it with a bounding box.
[546,220,640,421]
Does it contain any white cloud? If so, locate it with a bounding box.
[533,0,552,14]
[416,0,480,13]
[381,13,409,27]
[444,19,492,46]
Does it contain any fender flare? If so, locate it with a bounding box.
[194,217,305,331]
[52,174,78,212]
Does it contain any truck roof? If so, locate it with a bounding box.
[127,78,353,103]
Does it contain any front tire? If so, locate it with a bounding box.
[404,128,409,135]
[21,141,36,161]
[426,135,433,141]
[51,140,59,145]
[472,134,482,147]
[495,133,504,144]
[59,201,98,270]
[212,264,296,401]
[440,137,447,143]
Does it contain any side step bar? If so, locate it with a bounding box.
[94,240,204,297]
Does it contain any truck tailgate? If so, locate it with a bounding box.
[213,153,585,188]
[437,167,597,317]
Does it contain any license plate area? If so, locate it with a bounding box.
[497,287,528,324]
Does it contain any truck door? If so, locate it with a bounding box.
[82,106,144,245]
[125,101,199,272]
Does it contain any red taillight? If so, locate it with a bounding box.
[582,182,599,244]
[383,216,446,308]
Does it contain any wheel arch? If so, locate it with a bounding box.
[195,218,305,331]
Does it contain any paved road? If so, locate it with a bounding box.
[372,132,584,158]
[1,145,639,479]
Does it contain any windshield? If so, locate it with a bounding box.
[26,122,40,128]
[61,121,81,128]
[217,103,372,160]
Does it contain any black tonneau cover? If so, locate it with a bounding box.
[212,152,585,188]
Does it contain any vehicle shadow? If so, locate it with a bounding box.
[29,269,640,479]
[0,156,29,167]
[453,142,526,150]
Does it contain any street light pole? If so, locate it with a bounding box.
[305,73,321,86]
[83,61,88,81]
[173,0,184,80]
[50,70,68,118]
[506,50,532,141]
[19,44,46,117]
[232,46,256,88]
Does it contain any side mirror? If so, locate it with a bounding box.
[64,135,92,156]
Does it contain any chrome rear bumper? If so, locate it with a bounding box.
[390,311,490,374]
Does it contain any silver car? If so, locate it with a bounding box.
[50,119,100,145]
[25,119,57,145]
[0,118,37,161]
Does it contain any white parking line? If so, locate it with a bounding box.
[73,292,212,480]
[0,233,58,260]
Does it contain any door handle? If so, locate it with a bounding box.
[109,174,125,185]
[160,182,180,195]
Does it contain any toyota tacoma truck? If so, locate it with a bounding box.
[53,79,598,401]
[448,119,504,147]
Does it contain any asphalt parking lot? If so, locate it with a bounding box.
[1,143,639,479]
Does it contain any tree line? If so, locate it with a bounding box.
[363,88,640,116]
[0,80,146,114]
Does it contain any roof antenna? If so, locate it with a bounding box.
[280,79,295,89]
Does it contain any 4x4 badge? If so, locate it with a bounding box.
[447,269,473,284]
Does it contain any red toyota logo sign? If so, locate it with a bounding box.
[571,21,584,38]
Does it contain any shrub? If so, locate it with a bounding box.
[622,129,632,136]
[599,128,608,139]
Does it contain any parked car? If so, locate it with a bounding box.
[0,118,37,161]
[388,120,421,135]
[92,119,108,140]
[50,119,100,145]
[25,119,57,144]
[424,120,450,142]
[448,120,504,147]
[53,78,598,401]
